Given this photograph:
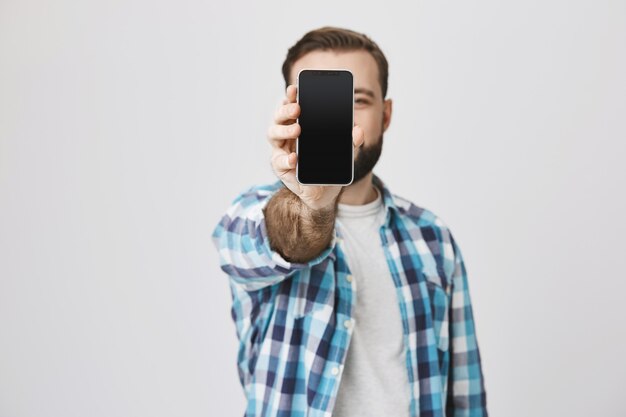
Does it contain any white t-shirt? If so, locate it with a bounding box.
[331,185,411,417]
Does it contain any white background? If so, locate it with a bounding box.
[1,1,625,416]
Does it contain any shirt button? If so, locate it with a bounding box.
[344,319,353,329]
[346,275,353,283]
[331,366,340,376]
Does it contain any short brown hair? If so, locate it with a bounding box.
[281,26,389,99]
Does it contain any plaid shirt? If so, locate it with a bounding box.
[211,174,488,417]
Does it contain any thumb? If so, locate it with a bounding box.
[353,125,365,148]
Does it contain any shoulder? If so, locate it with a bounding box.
[391,192,451,233]
[390,192,459,277]
[228,180,284,209]
[214,180,284,234]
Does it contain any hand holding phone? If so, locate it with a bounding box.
[267,82,364,211]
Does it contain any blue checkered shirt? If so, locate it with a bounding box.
[211,174,488,417]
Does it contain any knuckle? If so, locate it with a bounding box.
[283,104,293,118]
[280,124,291,137]
[270,152,281,170]
[290,123,300,136]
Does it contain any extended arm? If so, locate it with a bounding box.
[211,184,338,292]
[263,186,338,263]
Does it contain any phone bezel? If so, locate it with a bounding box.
[295,68,355,186]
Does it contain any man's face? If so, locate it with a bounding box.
[289,49,393,183]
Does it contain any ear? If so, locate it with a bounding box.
[382,98,392,132]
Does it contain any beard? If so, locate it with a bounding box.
[352,131,383,183]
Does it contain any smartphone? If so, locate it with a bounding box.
[296,69,354,185]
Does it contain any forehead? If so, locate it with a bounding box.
[289,49,381,99]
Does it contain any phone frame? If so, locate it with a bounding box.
[295,68,355,186]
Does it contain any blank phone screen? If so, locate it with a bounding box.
[296,70,354,185]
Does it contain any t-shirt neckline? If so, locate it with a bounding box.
[337,186,382,218]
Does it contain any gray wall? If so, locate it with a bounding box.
[1,0,624,416]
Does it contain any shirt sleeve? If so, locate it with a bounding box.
[211,184,337,292]
[446,231,489,417]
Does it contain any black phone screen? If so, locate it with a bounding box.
[296,69,354,185]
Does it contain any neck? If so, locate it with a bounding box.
[338,172,378,205]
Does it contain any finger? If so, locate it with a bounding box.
[352,125,365,148]
[272,149,297,173]
[273,102,300,125]
[281,85,297,105]
[285,84,297,103]
[267,123,300,145]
